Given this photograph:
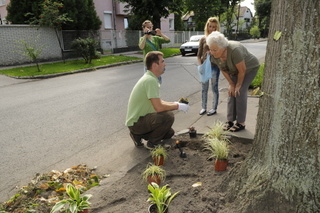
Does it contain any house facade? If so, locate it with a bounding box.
[0,0,8,24]
[234,6,254,33]
[182,6,254,34]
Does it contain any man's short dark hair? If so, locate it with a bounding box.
[145,51,164,70]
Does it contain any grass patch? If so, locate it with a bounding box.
[160,48,180,58]
[135,48,180,58]
[0,48,180,78]
[250,63,264,88]
[0,55,140,77]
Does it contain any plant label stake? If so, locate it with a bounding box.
[175,141,187,158]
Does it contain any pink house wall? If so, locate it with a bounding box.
[93,0,172,32]
[0,0,9,23]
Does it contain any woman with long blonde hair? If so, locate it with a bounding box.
[197,17,221,116]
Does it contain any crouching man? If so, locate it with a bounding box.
[125,51,189,149]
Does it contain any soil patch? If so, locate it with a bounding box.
[91,134,252,213]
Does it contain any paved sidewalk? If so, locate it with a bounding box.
[173,76,259,140]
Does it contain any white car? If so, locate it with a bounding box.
[179,35,204,56]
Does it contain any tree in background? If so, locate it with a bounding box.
[29,0,73,62]
[60,0,101,30]
[174,13,184,31]
[222,0,240,38]
[7,0,101,31]
[220,0,320,212]
[184,0,228,31]
[254,0,271,37]
[15,36,43,72]
[6,0,43,24]
[119,0,183,29]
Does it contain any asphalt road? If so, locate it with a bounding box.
[0,41,267,202]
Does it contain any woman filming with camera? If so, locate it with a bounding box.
[139,20,170,83]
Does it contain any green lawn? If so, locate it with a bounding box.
[0,48,180,77]
[0,55,141,77]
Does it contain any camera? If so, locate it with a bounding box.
[144,30,156,35]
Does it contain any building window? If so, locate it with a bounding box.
[0,0,6,6]
[169,18,174,30]
[124,18,128,29]
[103,11,112,29]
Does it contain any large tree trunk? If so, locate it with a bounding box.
[220,1,320,212]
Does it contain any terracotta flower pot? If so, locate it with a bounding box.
[147,175,161,185]
[214,159,228,171]
[79,209,89,213]
[153,155,164,166]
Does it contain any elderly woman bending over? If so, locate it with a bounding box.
[206,31,260,132]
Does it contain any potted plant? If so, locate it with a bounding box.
[142,163,166,185]
[147,182,179,213]
[188,126,197,138]
[203,121,230,141]
[204,137,229,171]
[50,184,92,213]
[178,97,189,104]
[151,145,168,166]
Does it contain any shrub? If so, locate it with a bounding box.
[250,25,261,39]
[71,37,100,64]
[251,63,264,88]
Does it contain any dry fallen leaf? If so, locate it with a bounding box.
[192,182,202,187]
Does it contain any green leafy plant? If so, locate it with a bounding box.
[203,121,230,141]
[15,38,43,72]
[250,63,264,89]
[27,0,73,63]
[250,25,261,39]
[204,138,229,160]
[151,145,168,165]
[50,184,92,213]
[71,37,100,64]
[142,163,166,184]
[178,97,189,104]
[147,182,179,213]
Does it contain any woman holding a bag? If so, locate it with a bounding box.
[197,17,221,116]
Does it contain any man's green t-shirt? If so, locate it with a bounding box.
[125,71,160,127]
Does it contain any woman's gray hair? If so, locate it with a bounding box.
[206,31,228,48]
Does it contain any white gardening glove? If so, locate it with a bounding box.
[175,102,189,113]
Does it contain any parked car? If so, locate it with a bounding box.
[179,35,204,56]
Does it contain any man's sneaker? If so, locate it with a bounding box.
[145,141,171,150]
[163,144,171,150]
[145,141,157,150]
[130,132,143,147]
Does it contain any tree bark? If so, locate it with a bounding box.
[220,0,320,212]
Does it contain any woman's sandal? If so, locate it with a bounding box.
[223,121,234,131]
[229,123,246,132]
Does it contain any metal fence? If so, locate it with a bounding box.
[0,25,204,66]
[62,30,205,53]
